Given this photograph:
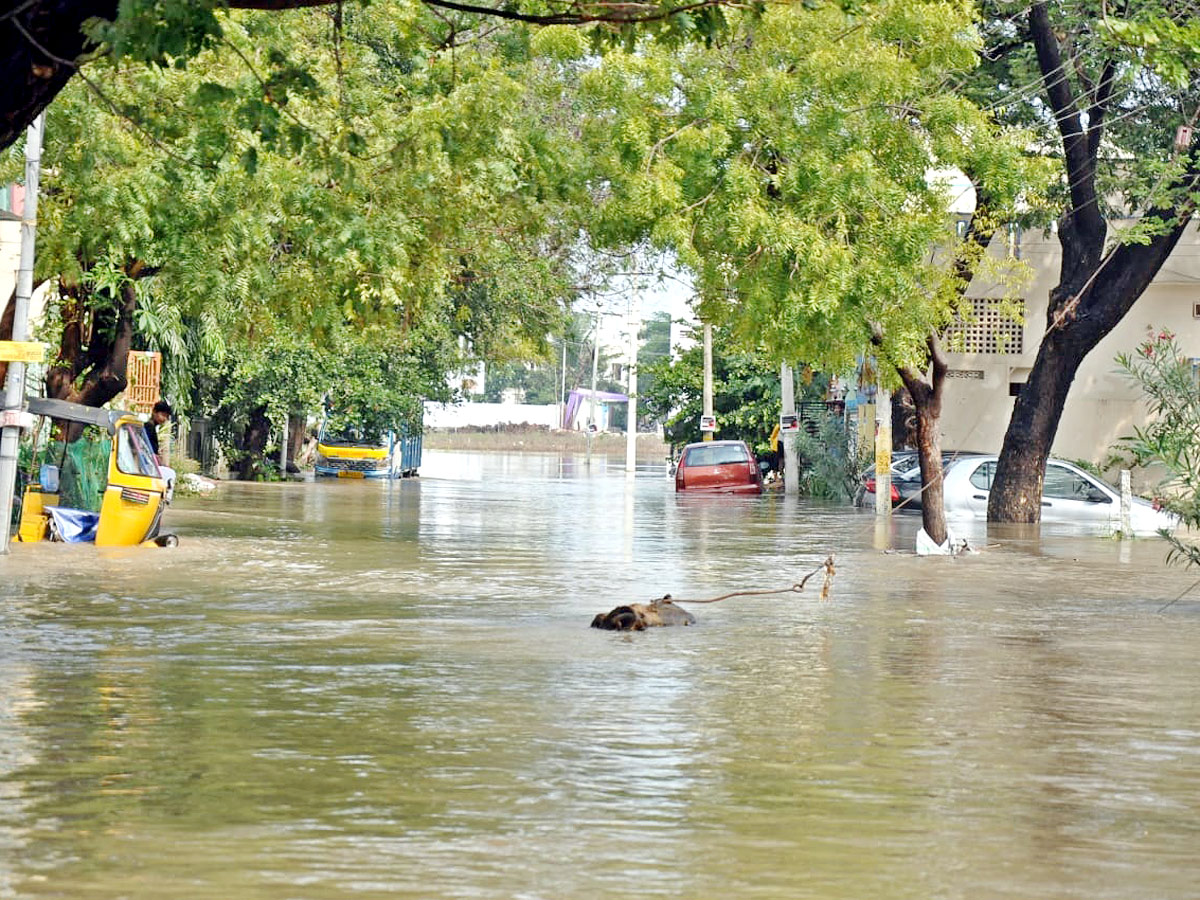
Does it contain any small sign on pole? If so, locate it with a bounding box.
[0,409,35,429]
[779,414,800,432]
[0,341,46,364]
[699,414,717,432]
[1176,125,1194,152]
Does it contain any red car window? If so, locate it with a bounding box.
[684,444,749,467]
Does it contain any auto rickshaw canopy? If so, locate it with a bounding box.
[27,397,134,434]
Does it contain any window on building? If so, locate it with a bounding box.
[945,299,1025,355]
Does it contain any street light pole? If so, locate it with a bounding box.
[0,114,45,553]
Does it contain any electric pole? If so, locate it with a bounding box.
[875,383,892,518]
[586,314,599,469]
[702,322,713,442]
[0,114,45,552]
[625,294,639,482]
[780,362,798,495]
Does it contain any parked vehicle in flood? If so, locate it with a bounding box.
[942,455,1179,534]
[855,451,987,511]
[15,398,177,547]
[314,418,422,479]
[674,440,764,494]
[854,451,917,508]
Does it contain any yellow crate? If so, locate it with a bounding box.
[16,488,57,543]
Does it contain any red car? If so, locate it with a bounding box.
[674,440,764,494]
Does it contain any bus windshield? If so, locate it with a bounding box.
[319,420,387,447]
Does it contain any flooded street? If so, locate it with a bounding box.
[3,450,1200,899]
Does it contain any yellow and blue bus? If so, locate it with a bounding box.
[314,419,422,479]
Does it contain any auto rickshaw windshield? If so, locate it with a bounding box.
[116,423,161,478]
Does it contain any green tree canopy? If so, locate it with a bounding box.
[572,0,1038,379]
[640,325,779,451]
[973,0,1200,522]
[7,2,591,472]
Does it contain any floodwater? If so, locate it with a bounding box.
[3,450,1200,900]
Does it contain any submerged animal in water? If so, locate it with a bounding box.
[591,595,697,631]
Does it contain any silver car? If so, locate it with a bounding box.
[942,455,1179,535]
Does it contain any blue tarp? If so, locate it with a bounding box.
[44,506,100,543]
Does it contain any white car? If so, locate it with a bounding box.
[942,455,1179,535]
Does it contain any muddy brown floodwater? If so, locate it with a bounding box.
[3,450,1200,899]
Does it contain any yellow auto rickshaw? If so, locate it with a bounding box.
[14,398,177,547]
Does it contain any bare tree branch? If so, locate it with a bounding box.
[230,0,738,26]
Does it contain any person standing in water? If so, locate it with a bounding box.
[144,400,176,502]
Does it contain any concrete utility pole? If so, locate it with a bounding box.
[1120,469,1132,537]
[559,341,567,428]
[586,315,599,469]
[0,114,44,553]
[875,383,892,518]
[279,414,289,478]
[624,295,639,482]
[780,362,799,495]
[702,322,714,442]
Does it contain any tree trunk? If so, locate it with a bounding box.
[912,397,945,545]
[44,275,139,426]
[986,331,1080,521]
[898,335,948,546]
[234,405,272,480]
[70,278,138,407]
[286,412,305,473]
[877,177,997,547]
[989,208,1195,521]
[0,1,115,151]
[987,2,1200,522]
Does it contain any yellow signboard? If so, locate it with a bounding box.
[0,341,47,364]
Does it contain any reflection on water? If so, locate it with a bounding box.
[3,450,1200,899]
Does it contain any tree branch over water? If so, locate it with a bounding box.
[0,0,742,150]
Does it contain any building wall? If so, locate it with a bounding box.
[3,185,50,327]
[1,218,20,300]
[423,401,561,430]
[941,222,1200,468]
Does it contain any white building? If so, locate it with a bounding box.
[1,184,50,328]
[941,221,1200,469]
[1,185,23,301]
